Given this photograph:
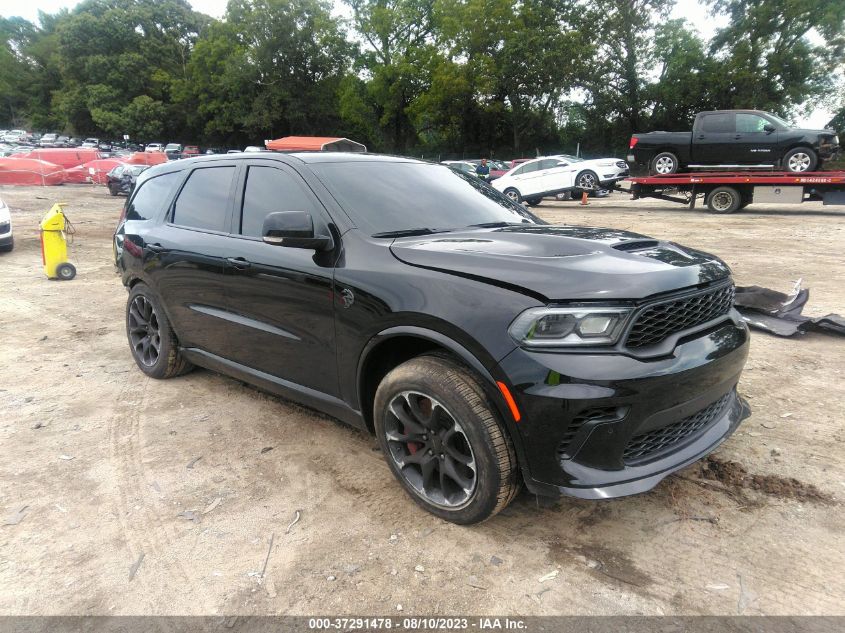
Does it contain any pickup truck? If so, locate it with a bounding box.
[628,110,841,175]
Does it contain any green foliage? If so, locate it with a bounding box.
[1,0,842,154]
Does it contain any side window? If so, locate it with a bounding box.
[700,113,734,133]
[240,166,316,238]
[172,166,236,232]
[538,159,559,170]
[519,161,541,174]
[126,172,182,221]
[736,113,769,133]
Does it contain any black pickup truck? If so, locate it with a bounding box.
[628,110,841,175]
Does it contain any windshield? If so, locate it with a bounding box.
[314,161,543,236]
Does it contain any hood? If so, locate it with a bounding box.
[389,225,731,301]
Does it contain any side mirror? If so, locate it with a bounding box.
[262,211,333,251]
[763,124,776,133]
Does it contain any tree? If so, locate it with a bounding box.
[705,0,845,117]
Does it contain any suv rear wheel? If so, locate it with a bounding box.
[651,152,679,175]
[126,283,193,379]
[374,355,520,524]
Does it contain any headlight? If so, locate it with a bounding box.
[509,306,632,347]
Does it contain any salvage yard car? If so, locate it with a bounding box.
[492,155,629,204]
[629,109,842,174]
[114,153,750,524]
[0,196,13,251]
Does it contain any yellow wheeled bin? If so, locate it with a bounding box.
[40,203,76,280]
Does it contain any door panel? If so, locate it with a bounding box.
[734,113,779,164]
[511,161,545,195]
[146,164,238,358]
[219,163,339,397]
[539,159,575,192]
[692,112,736,164]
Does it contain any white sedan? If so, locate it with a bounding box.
[0,197,13,252]
[492,154,629,204]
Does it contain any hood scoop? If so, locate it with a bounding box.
[613,240,660,252]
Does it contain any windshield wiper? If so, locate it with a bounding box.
[371,227,451,238]
[467,221,530,228]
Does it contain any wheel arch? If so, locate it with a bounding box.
[356,326,530,484]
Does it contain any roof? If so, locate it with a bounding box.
[264,136,367,152]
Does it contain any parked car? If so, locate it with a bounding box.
[165,143,182,159]
[629,109,842,174]
[0,196,13,251]
[106,164,149,196]
[182,145,200,158]
[39,133,58,147]
[466,159,508,180]
[492,155,629,204]
[145,143,164,153]
[243,146,268,153]
[80,138,99,148]
[441,160,478,176]
[113,153,750,524]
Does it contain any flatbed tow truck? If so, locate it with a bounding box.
[620,170,845,213]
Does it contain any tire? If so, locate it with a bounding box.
[0,238,12,252]
[503,188,522,203]
[108,185,118,196]
[705,186,742,214]
[526,197,542,206]
[783,147,817,173]
[126,283,193,379]
[56,262,76,280]
[373,355,520,524]
[650,152,680,175]
[575,170,600,191]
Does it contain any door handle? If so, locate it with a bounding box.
[697,135,706,140]
[145,242,164,252]
[226,257,252,269]
[734,134,742,139]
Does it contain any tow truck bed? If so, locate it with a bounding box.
[624,171,845,213]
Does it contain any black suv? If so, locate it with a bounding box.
[113,153,750,524]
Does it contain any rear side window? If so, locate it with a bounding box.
[538,159,559,170]
[172,166,236,232]
[126,172,182,221]
[700,113,734,133]
[514,162,540,175]
[240,166,315,237]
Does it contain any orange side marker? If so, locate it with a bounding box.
[496,381,522,422]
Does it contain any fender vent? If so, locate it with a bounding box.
[556,406,627,459]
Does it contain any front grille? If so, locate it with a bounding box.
[623,392,733,463]
[626,284,735,349]
[557,407,625,459]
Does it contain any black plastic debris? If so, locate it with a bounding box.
[734,280,845,337]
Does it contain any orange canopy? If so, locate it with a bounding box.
[264,136,366,152]
[0,158,65,185]
[126,152,169,166]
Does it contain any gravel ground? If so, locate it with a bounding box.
[0,183,843,616]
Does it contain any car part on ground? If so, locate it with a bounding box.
[735,281,845,337]
[114,152,750,523]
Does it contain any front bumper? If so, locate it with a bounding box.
[497,315,750,498]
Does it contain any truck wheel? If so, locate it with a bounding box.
[783,147,817,173]
[503,188,522,203]
[651,152,679,175]
[526,197,542,206]
[706,187,742,214]
[126,283,193,379]
[374,355,520,524]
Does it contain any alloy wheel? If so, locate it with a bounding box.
[577,172,597,190]
[383,391,477,509]
[655,156,675,174]
[128,295,161,367]
[505,189,520,202]
[787,152,811,172]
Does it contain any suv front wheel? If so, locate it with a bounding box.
[374,355,520,524]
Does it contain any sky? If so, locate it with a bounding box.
[0,0,834,127]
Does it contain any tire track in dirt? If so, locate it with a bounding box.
[107,372,215,613]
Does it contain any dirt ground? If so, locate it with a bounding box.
[1,183,843,617]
